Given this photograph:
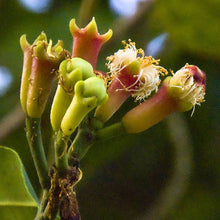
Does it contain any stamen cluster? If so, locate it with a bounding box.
[169,64,206,106]
[106,40,167,101]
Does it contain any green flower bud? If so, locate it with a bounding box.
[50,58,95,131]
[61,77,108,136]
[59,57,95,93]
[50,85,73,132]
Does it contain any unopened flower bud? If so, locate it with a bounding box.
[69,17,112,68]
[61,77,108,136]
[122,64,206,133]
[20,34,34,114]
[59,57,95,93]
[50,58,95,131]
[20,32,68,118]
[95,40,167,122]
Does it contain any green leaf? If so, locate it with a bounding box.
[0,146,37,220]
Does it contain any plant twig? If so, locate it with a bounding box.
[95,122,126,141]
[68,122,126,164]
[55,130,69,176]
[68,127,94,165]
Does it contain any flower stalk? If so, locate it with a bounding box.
[122,82,177,133]
[68,126,95,164]
[55,130,70,176]
[68,121,126,165]
[25,117,50,190]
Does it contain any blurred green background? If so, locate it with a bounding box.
[0,0,219,219]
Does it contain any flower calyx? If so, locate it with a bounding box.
[69,17,112,68]
[50,58,95,132]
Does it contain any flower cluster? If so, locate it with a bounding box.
[20,18,206,136]
[20,18,206,133]
[19,17,207,220]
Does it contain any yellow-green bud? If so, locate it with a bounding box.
[59,58,95,93]
[61,77,108,136]
[50,85,73,132]
[50,58,95,131]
